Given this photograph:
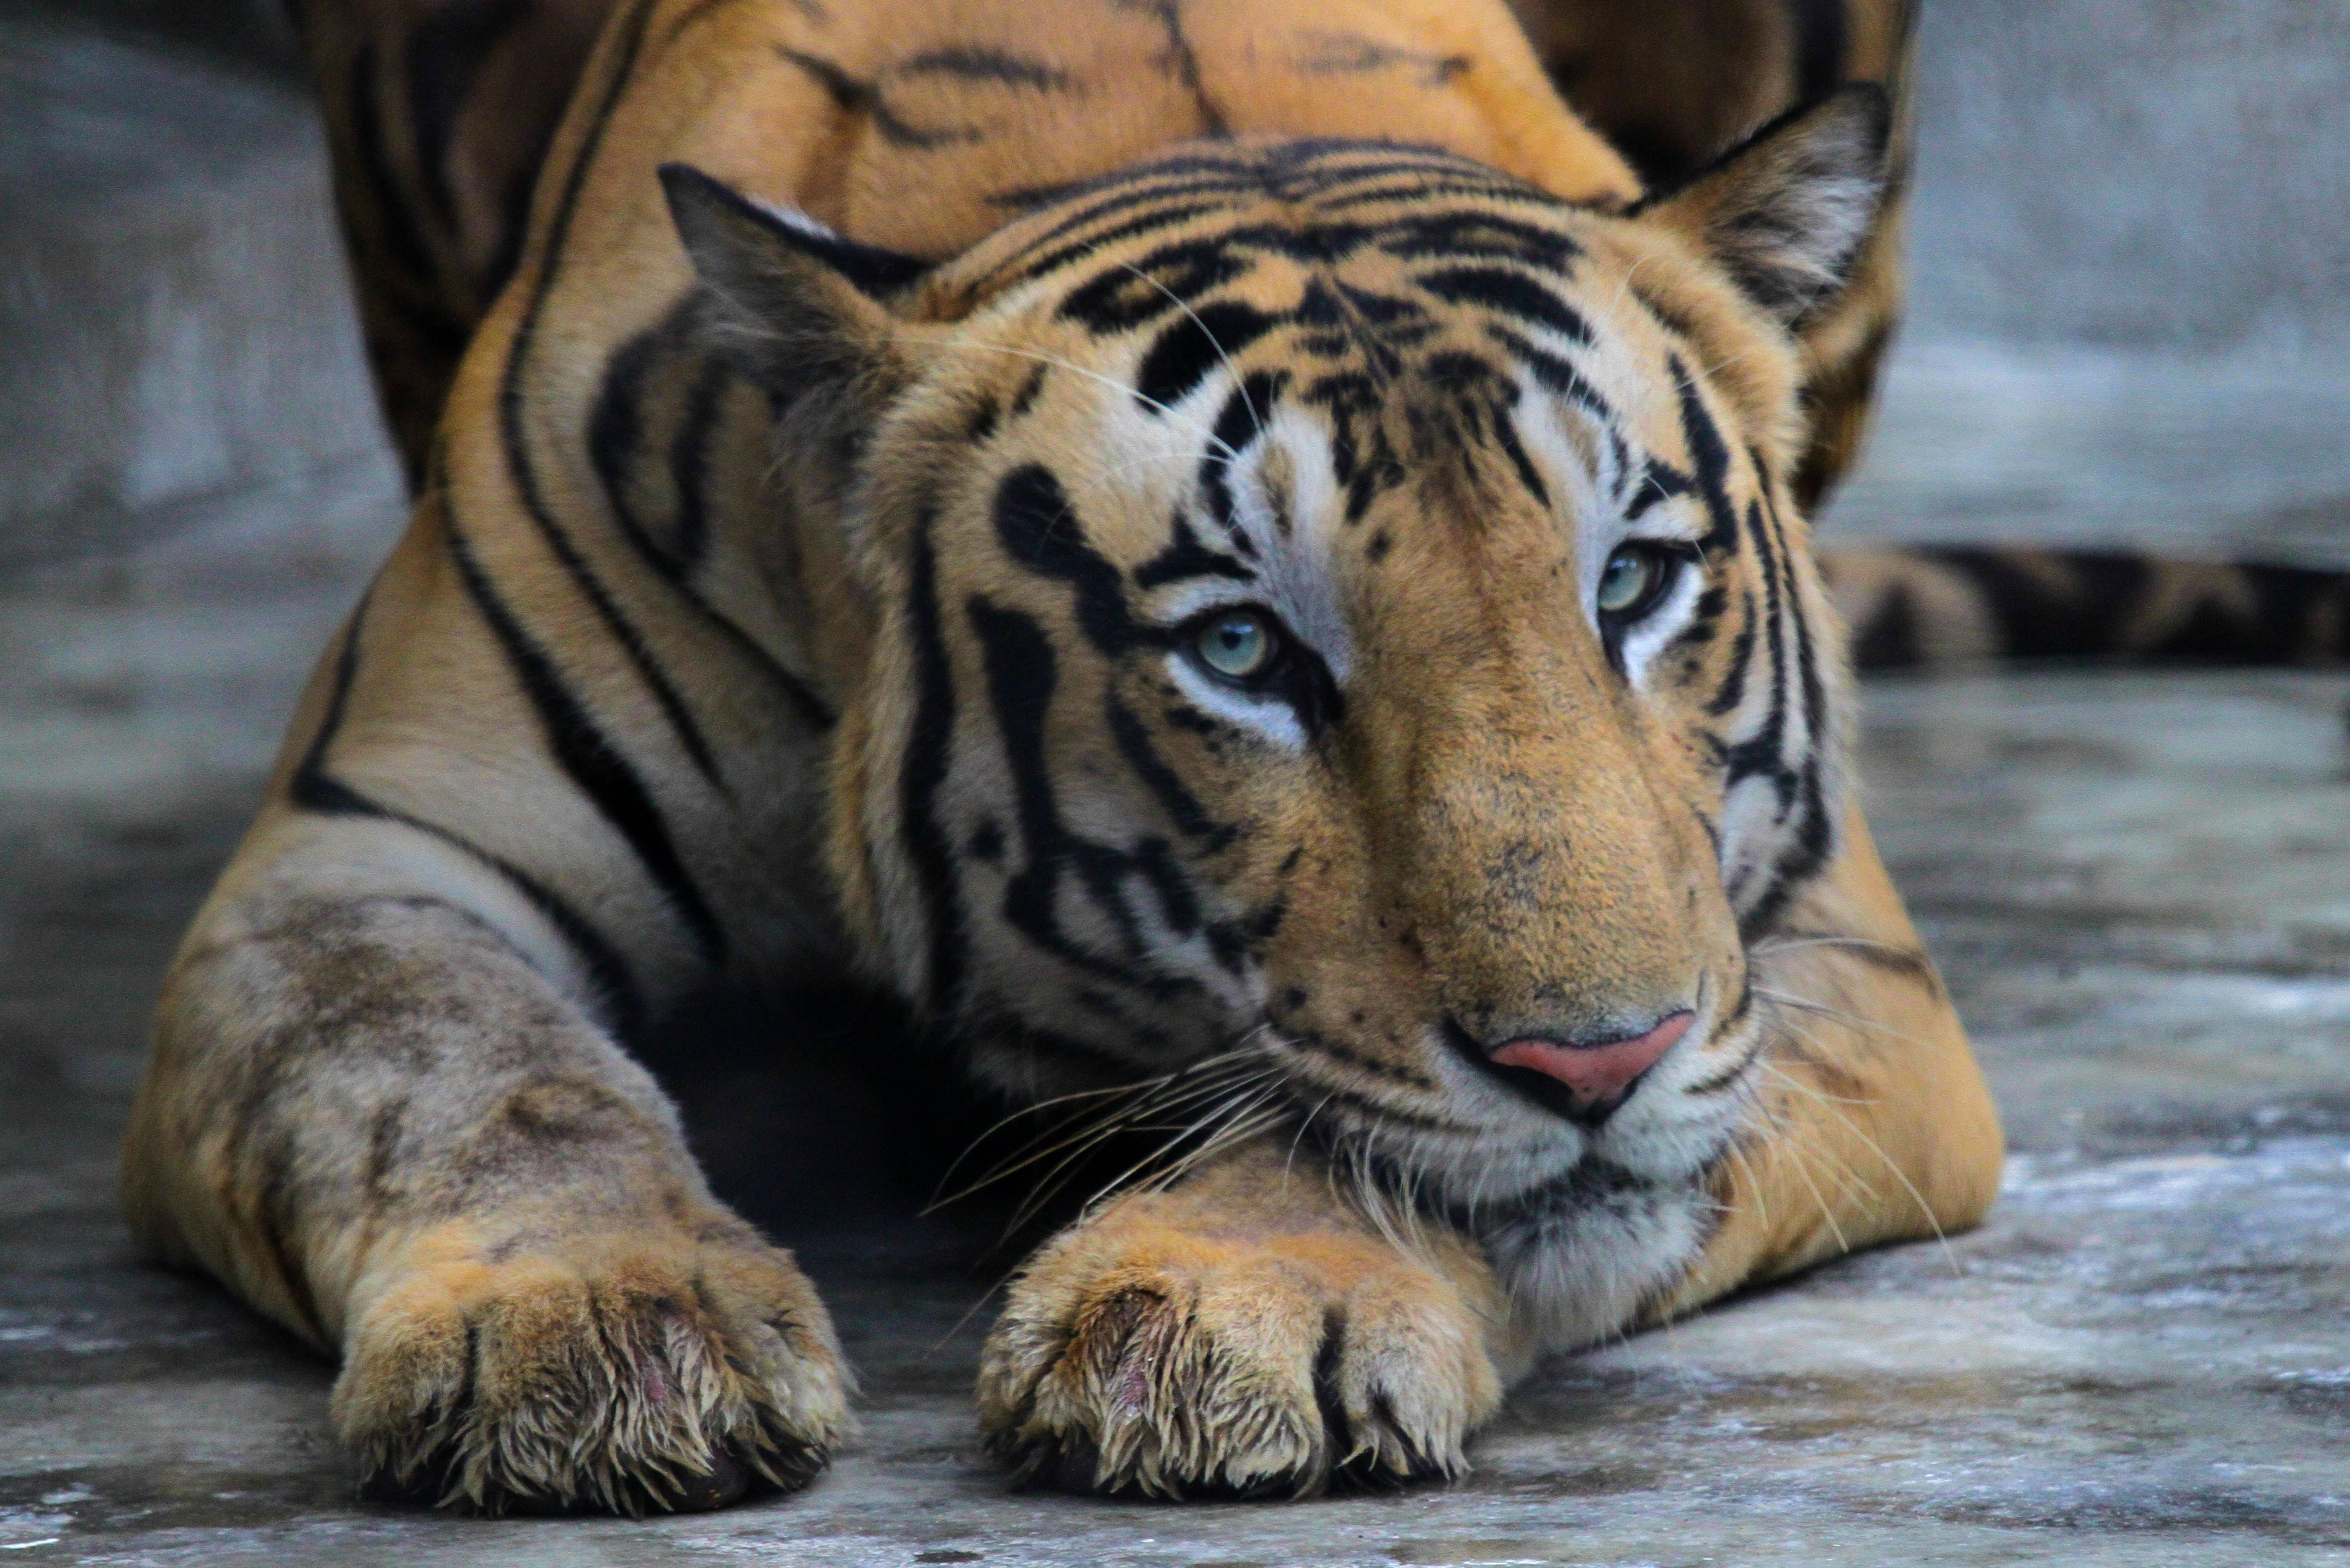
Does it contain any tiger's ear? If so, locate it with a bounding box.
[659,162,928,401]
[1629,85,1892,328]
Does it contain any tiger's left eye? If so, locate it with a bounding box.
[1191,609,1280,683]
[1597,543,1678,618]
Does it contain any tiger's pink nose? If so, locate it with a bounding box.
[1488,1011,1694,1115]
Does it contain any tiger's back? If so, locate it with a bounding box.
[298,0,1916,503]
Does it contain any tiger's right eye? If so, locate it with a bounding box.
[1190,609,1280,684]
[1596,542,1683,621]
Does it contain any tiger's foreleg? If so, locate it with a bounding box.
[123,813,849,1511]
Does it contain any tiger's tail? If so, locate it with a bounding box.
[1821,546,2350,671]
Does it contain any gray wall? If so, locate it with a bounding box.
[0,15,393,572]
[1826,1,2350,564]
[1909,0,2350,357]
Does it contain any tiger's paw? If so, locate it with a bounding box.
[977,1211,1504,1498]
[333,1222,852,1515]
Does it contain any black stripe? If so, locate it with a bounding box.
[967,594,1202,999]
[778,45,862,110]
[1684,1031,1768,1097]
[1115,0,1229,135]
[1416,265,1593,345]
[1310,176,1551,213]
[1770,929,1944,996]
[899,514,967,1015]
[1721,499,1793,808]
[1292,32,1470,87]
[1672,360,1733,509]
[992,464,1155,654]
[1377,210,1578,268]
[1719,971,1756,1033]
[444,518,728,968]
[1788,0,1851,105]
[1132,511,1253,591]
[587,321,662,541]
[1847,578,1922,668]
[294,772,652,1045]
[1284,1029,1436,1093]
[1731,478,1837,933]
[963,392,1002,444]
[1057,237,1252,335]
[666,356,728,573]
[1107,695,1234,849]
[494,0,726,787]
[1297,1080,1469,1137]
[777,48,981,150]
[1133,301,1279,413]
[1201,378,1277,549]
[989,160,1248,225]
[1008,363,1049,418]
[586,316,837,730]
[405,0,531,231]
[1908,548,2350,666]
[288,597,650,1040]
[1490,326,1614,425]
[1005,201,1231,287]
[290,593,376,800]
[255,1143,327,1344]
[1706,592,1764,722]
[1928,547,2144,659]
[1492,405,1551,512]
[894,45,1073,90]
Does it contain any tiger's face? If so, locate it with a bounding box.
[668,96,1885,1301]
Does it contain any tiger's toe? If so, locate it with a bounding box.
[334,1223,852,1515]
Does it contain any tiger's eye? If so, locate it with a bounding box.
[1193,610,1277,681]
[1597,545,1664,616]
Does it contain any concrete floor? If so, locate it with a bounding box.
[7,651,2349,1566]
[7,3,2350,1563]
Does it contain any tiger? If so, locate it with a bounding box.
[122,0,2347,1521]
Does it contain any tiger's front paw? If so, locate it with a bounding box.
[977,1204,1504,1498]
[333,1220,851,1514]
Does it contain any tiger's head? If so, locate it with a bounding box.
[665,89,1889,1327]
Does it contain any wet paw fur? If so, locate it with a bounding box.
[334,1222,851,1514]
[977,1206,1503,1498]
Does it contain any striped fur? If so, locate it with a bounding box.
[129,0,2018,1514]
[296,0,1917,510]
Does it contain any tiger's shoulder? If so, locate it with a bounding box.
[564,0,1646,259]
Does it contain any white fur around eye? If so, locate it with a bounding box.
[1134,385,1352,754]
[1503,352,1704,678]
[1614,553,1706,687]
[1221,406,1354,682]
[1163,652,1306,750]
